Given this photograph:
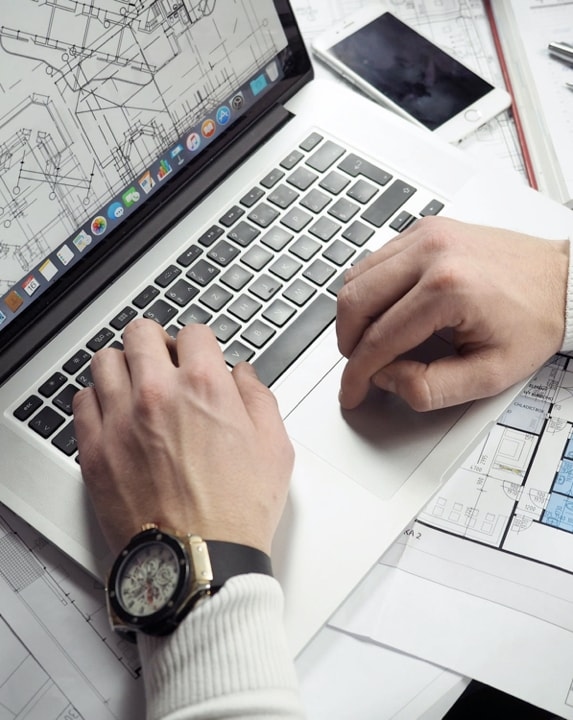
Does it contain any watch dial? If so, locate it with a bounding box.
[117,541,181,617]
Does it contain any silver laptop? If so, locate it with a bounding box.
[1,1,572,656]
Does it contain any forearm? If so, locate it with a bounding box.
[562,235,573,352]
[138,574,305,720]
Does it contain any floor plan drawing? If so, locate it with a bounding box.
[0,0,287,293]
[419,352,573,572]
[0,505,144,719]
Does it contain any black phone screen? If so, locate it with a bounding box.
[329,12,493,130]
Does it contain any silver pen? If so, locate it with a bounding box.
[548,40,573,65]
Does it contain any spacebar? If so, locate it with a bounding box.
[253,294,337,387]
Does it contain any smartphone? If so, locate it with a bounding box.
[312,8,511,143]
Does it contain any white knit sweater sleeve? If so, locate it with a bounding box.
[138,574,305,720]
[562,235,573,353]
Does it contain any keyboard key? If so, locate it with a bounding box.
[228,294,262,322]
[197,225,224,247]
[303,259,336,286]
[87,328,115,352]
[308,216,340,242]
[322,239,356,266]
[299,132,323,152]
[227,221,261,247]
[210,314,241,343]
[38,372,67,398]
[253,294,337,387]
[268,184,299,209]
[76,366,95,388]
[177,244,203,267]
[186,259,220,286]
[165,279,199,307]
[390,210,416,232]
[219,205,245,227]
[269,255,301,281]
[240,187,265,207]
[326,272,346,296]
[281,207,312,232]
[63,349,91,375]
[338,153,392,186]
[247,203,280,228]
[28,406,65,439]
[179,304,212,325]
[223,340,254,367]
[52,421,78,457]
[13,395,43,421]
[289,235,321,261]
[143,299,178,326]
[361,180,417,228]
[241,319,276,348]
[220,264,253,291]
[199,284,232,312]
[260,168,285,189]
[241,245,273,271]
[54,384,79,416]
[319,170,350,195]
[280,149,304,170]
[287,166,318,191]
[328,198,360,223]
[346,179,378,204]
[260,227,293,252]
[208,239,241,266]
[306,140,345,172]
[283,278,316,306]
[155,265,181,288]
[262,299,296,327]
[133,285,160,309]
[300,188,331,214]
[249,275,282,301]
[341,220,374,246]
[110,306,137,330]
[420,199,445,216]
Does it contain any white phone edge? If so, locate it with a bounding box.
[311,7,511,144]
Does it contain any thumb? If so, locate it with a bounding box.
[372,352,508,412]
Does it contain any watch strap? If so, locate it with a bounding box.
[205,540,273,592]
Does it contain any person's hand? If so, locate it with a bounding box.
[336,216,569,411]
[72,319,293,556]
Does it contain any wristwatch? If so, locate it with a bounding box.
[106,523,273,640]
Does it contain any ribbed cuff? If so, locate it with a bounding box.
[138,574,303,720]
[562,235,573,353]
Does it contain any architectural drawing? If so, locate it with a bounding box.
[419,353,573,570]
[0,0,286,293]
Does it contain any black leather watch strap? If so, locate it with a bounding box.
[205,540,273,592]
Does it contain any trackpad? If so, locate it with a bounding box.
[284,361,467,501]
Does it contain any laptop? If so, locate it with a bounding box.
[1,1,572,656]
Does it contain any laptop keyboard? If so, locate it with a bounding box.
[11,131,444,461]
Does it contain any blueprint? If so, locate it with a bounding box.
[0,503,143,719]
[331,354,573,718]
[0,0,286,295]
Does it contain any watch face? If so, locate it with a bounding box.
[116,540,182,618]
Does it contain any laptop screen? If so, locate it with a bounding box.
[0,1,311,380]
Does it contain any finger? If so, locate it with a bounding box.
[339,284,460,409]
[232,362,281,430]
[372,351,508,411]
[343,221,420,283]
[72,386,102,438]
[336,242,423,358]
[121,318,174,389]
[176,323,231,380]
[89,346,131,413]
